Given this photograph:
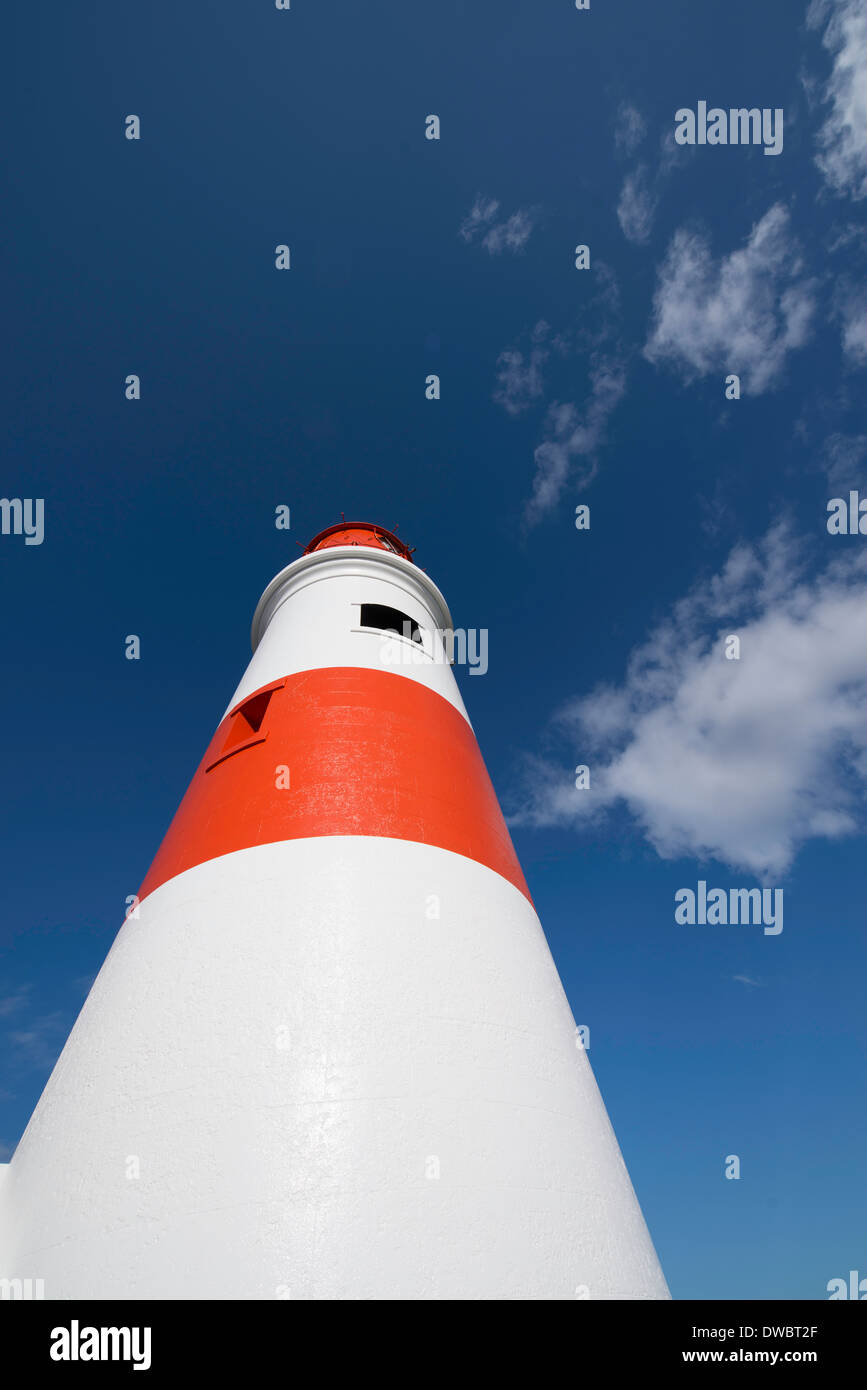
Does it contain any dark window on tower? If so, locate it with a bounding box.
[359,603,423,644]
[206,683,284,771]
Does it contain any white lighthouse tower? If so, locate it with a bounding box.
[0,524,668,1299]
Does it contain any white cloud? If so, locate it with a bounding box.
[840,293,867,362]
[616,128,693,246]
[658,126,690,176]
[809,0,867,201]
[617,165,658,243]
[643,205,817,393]
[822,432,867,489]
[615,127,694,246]
[614,103,646,156]
[509,525,867,877]
[494,321,551,415]
[524,357,626,523]
[483,208,538,254]
[827,219,867,253]
[506,267,625,522]
[459,195,500,242]
[459,196,539,254]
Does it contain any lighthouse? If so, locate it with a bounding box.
[0,524,669,1300]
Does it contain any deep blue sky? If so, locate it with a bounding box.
[3,0,866,1299]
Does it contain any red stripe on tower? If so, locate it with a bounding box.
[138,666,530,903]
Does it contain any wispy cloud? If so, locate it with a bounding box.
[0,986,31,1018]
[617,165,658,244]
[827,220,867,254]
[493,320,562,416]
[7,1012,68,1073]
[482,208,539,254]
[733,975,762,988]
[808,0,867,201]
[459,195,540,254]
[459,194,500,241]
[615,126,692,245]
[524,357,627,524]
[509,524,867,878]
[614,102,647,157]
[490,264,626,523]
[839,292,867,363]
[822,432,867,489]
[643,204,817,393]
